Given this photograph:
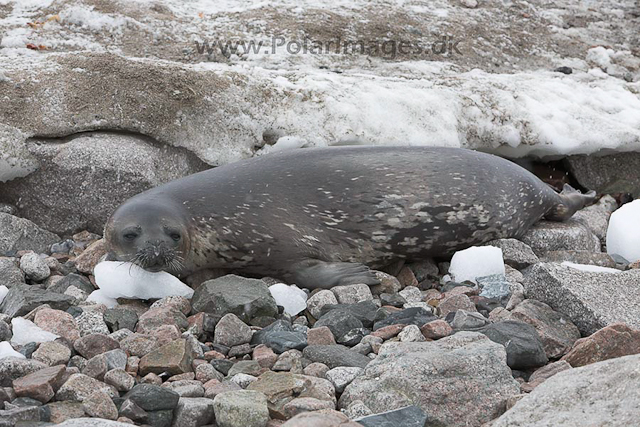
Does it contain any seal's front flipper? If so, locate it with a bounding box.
[292,259,380,290]
[546,184,597,221]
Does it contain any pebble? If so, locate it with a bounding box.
[325,366,364,393]
[214,313,253,347]
[138,339,195,376]
[420,319,453,339]
[398,324,426,342]
[19,252,50,282]
[32,341,72,366]
[306,290,339,319]
[213,390,270,427]
[12,365,66,403]
[172,397,215,427]
[104,368,135,391]
[331,284,373,304]
[74,333,120,359]
[303,345,371,369]
[82,389,118,420]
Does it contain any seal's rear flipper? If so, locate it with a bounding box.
[545,184,597,222]
[292,259,380,290]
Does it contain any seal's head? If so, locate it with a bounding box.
[104,198,192,274]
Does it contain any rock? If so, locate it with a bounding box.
[0,284,75,317]
[0,319,11,341]
[325,367,363,393]
[103,308,138,333]
[355,405,430,427]
[203,380,242,399]
[477,274,512,300]
[195,362,224,382]
[523,263,640,334]
[398,325,426,342]
[331,284,373,305]
[55,373,116,402]
[511,299,581,359]
[0,213,60,254]
[0,257,25,287]
[303,362,330,378]
[214,313,253,347]
[139,339,195,376]
[340,332,520,426]
[438,293,477,317]
[119,333,160,357]
[33,308,81,342]
[213,390,270,427]
[57,418,134,426]
[227,360,264,378]
[307,327,336,346]
[47,273,94,295]
[370,324,405,340]
[371,271,402,295]
[104,368,135,392]
[520,220,600,256]
[0,358,47,387]
[303,345,372,369]
[32,341,72,366]
[12,365,66,403]
[172,397,215,427]
[74,239,109,275]
[420,319,453,339]
[136,306,188,334]
[522,360,572,392]
[478,320,548,369]
[162,379,204,397]
[282,410,361,426]
[150,295,192,316]
[483,239,539,269]
[492,354,640,426]
[319,301,379,329]
[191,275,278,322]
[379,293,407,308]
[46,401,87,423]
[76,309,111,336]
[124,384,180,411]
[398,286,422,303]
[282,397,335,418]
[18,252,50,281]
[542,250,618,268]
[372,307,437,331]
[74,333,120,359]
[561,323,640,367]
[83,389,118,420]
[247,371,335,419]
[0,132,209,235]
[343,400,374,419]
[315,310,363,342]
[566,153,640,198]
[307,290,339,319]
[396,267,419,288]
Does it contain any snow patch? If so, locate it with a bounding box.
[562,261,621,274]
[449,246,505,284]
[10,317,59,345]
[607,200,640,263]
[269,283,307,315]
[0,341,25,359]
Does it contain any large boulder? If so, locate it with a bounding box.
[491,354,640,426]
[0,213,60,254]
[520,220,600,256]
[0,132,209,235]
[339,332,520,427]
[566,153,640,198]
[523,263,640,334]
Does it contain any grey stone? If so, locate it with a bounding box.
[315,310,363,342]
[261,330,307,354]
[520,220,600,256]
[572,195,617,243]
[372,307,437,331]
[104,368,135,392]
[0,319,11,341]
[319,301,379,329]
[214,313,253,347]
[82,389,118,421]
[566,153,640,198]
[213,390,269,427]
[0,284,75,317]
[124,384,180,411]
[47,273,94,295]
[492,354,640,426]
[484,239,540,269]
[477,274,512,300]
[478,320,548,369]
[146,409,174,427]
[325,367,364,393]
[0,132,209,235]
[19,252,50,282]
[398,325,426,343]
[523,262,640,334]
[306,290,338,319]
[450,310,491,330]
[355,405,430,427]
[511,299,581,359]
[191,275,278,322]
[398,286,422,303]
[0,213,60,254]
[227,360,263,378]
[303,345,372,369]
[331,284,373,304]
[0,257,25,287]
[55,374,117,402]
[162,380,204,397]
[172,397,215,427]
[542,250,618,268]
[340,332,520,426]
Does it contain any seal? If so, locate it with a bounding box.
[104,146,596,289]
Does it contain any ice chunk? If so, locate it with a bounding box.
[0,285,8,305]
[0,341,25,359]
[269,283,307,316]
[11,317,59,346]
[562,261,621,274]
[94,261,194,300]
[607,200,640,263]
[449,246,505,283]
[87,289,119,308]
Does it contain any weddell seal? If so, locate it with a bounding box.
[104,146,595,289]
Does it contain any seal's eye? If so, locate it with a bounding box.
[123,233,138,241]
[170,233,181,241]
